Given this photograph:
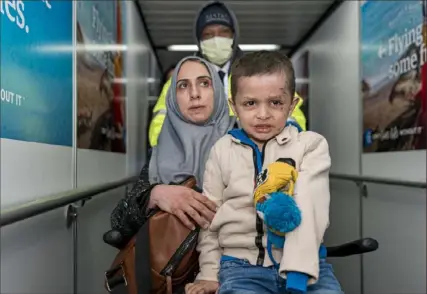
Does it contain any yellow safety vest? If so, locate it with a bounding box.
[149,76,307,147]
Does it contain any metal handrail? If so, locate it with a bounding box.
[330,173,426,189]
[2,172,424,227]
[0,175,138,227]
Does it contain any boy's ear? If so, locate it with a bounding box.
[290,95,299,112]
[228,97,237,114]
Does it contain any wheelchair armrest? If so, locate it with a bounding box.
[326,237,379,257]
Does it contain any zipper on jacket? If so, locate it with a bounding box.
[243,138,271,266]
[251,148,265,266]
[255,141,270,265]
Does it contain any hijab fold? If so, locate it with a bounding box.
[149,56,235,186]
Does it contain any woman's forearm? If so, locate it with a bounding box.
[110,162,152,234]
[147,192,157,210]
[146,185,162,211]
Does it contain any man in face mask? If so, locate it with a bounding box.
[194,1,242,96]
[148,1,307,148]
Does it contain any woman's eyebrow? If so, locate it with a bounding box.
[197,75,212,80]
[176,78,188,83]
[177,76,211,83]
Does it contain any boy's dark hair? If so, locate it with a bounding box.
[230,51,295,100]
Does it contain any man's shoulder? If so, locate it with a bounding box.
[153,79,171,111]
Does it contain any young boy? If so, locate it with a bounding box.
[185,51,342,294]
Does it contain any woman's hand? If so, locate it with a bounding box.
[149,184,217,230]
[185,281,219,294]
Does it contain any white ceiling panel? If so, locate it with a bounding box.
[137,0,340,71]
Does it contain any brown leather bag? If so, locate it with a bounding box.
[105,177,200,294]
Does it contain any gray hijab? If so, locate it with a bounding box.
[149,56,235,186]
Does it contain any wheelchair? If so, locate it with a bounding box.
[325,237,378,257]
[105,228,379,258]
[104,229,379,294]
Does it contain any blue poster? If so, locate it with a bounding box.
[360,1,426,153]
[1,0,73,146]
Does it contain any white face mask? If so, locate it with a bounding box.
[200,37,233,66]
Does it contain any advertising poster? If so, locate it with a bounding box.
[293,51,310,130]
[361,0,426,153]
[0,0,73,146]
[76,1,126,153]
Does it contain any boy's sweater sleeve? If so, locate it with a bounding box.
[195,144,224,282]
[279,133,331,287]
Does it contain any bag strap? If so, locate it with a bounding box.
[105,263,128,293]
[166,276,173,294]
[135,220,152,294]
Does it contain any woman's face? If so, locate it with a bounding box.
[176,61,215,124]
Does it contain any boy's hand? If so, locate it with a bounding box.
[185,280,219,294]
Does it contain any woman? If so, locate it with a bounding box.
[105,56,235,247]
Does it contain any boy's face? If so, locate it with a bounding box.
[230,72,297,147]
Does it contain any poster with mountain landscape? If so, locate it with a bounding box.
[76,0,127,153]
[361,0,426,153]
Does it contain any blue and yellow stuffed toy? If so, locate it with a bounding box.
[253,158,302,266]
